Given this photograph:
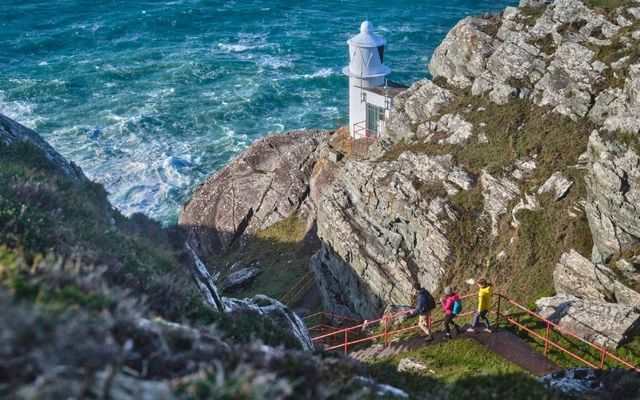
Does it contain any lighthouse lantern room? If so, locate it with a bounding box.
[342,21,406,139]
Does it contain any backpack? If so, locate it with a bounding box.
[424,290,436,312]
[452,299,462,315]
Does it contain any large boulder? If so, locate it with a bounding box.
[179,130,330,258]
[222,294,313,351]
[429,15,500,88]
[536,295,640,349]
[553,249,616,302]
[589,64,640,134]
[584,131,640,263]
[384,80,456,142]
[311,152,474,319]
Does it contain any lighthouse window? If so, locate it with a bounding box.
[377,45,384,63]
[366,104,385,136]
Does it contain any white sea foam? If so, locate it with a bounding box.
[217,43,253,53]
[0,92,42,129]
[301,68,334,79]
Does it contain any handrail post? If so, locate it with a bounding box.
[383,316,389,348]
[344,328,348,355]
[428,314,432,333]
[543,321,551,358]
[600,348,606,369]
[495,294,502,328]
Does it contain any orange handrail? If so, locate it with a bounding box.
[306,292,640,372]
[280,271,315,306]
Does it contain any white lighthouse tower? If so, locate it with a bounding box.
[343,21,405,139]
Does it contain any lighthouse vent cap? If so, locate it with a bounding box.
[360,20,374,33]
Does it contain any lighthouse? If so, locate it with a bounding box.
[343,21,406,139]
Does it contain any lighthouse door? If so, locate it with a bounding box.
[366,103,384,137]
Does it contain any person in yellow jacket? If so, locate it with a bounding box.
[467,278,494,333]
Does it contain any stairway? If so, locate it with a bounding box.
[349,328,561,377]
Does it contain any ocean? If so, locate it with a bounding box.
[0,0,516,223]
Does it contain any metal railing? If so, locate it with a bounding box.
[304,292,640,373]
[280,271,315,306]
[341,121,380,158]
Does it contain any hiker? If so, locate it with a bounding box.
[467,278,494,333]
[409,282,436,341]
[440,286,462,339]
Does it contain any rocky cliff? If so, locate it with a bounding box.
[181,0,640,351]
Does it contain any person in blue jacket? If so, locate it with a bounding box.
[409,282,436,341]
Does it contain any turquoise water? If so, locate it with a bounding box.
[0,0,515,223]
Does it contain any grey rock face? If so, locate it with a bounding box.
[584,131,640,263]
[222,266,261,291]
[589,64,640,134]
[311,152,474,319]
[553,249,615,301]
[179,130,330,257]
[536,295,640,348]
[480,171,520,236]
[436,113,474,145]
[0,113,85,181]
[385,80,456,141]
[397,358,429,373]
[383,304,414,326]
[539,368,604,395]
[429,15,499,88]
[537,172,573,201]
[532,42,601,120]
[223,294,313,350]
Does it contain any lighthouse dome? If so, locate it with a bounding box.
[360,20,373,33]
[342,20,390,79]
[347,21,386,48]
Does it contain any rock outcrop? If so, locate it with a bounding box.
[429,0,640,134]
[311,152,474,319]
[584,131,640,264]
[0,113,85,180]
[536,295,640,348]
[179,130,330,258]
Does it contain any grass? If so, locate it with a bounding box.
[365,338,569,399]
[212,212,319,304]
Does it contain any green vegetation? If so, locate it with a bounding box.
[212,212,319,304]
[520,5,548,26]
[585,0,635,9]
[366,339,568,399]
[0,140,211,321]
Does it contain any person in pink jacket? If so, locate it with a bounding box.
[440,286,462,339]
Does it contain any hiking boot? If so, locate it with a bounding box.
[483,328,492,334]
[445,333,452,340]
[455,326,461,335]
[466,327,476,333]
[424,334,434,341]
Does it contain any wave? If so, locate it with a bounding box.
[301,68,335,79]
[217,43,253,53]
